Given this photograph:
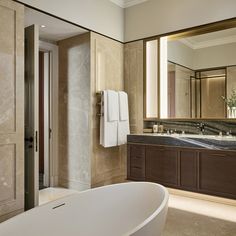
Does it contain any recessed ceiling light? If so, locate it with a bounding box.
[40,25,46,28]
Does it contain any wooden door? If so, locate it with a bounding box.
[24,25,39,210]
[0,0,24,221]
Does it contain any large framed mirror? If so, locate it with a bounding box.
[145,20,236,120]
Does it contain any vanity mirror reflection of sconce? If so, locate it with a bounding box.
[145,20,236,120]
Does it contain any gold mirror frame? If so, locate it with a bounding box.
[144,17,236,121]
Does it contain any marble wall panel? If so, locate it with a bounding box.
[0,0,24,221]
[0,144,15,203]
[0,4,15,133]
[58,33,91,191]
[90,32,126,187]
[144,120,236,135]
[124,41,144,134]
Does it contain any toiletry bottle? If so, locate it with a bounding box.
[153,124,158,133]
[159,124,164,133]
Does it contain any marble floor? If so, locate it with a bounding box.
[164,194,236,236]
[39,187,236,235]
[39,187,78,205]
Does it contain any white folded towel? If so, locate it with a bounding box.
[107,90,119,121]
[100,90,118,147]
[118,91,129,121]
[118,91,130,145]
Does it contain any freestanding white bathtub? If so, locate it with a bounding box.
[0,182,168,236]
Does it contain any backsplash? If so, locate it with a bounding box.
[144,120,236,136]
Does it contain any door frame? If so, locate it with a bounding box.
[39,40,59,187]
[25,25,39,209]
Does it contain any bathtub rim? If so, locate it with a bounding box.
[122,182,169,235]
[0,182,169,236]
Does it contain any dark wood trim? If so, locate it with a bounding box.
[143,40,147,119]
[13,0,124,44]
[127,144,131,179]
[144,118,236,121]
[196,151,200,189]
[157,39,160,119]
[225,67,228,117]
[39,51,44,174]
[177,151,181,186]
[196,66,227,73]
[190,76,194,118]
[169,61,236,76]
[168,60,194,72]
[200,72,202,118]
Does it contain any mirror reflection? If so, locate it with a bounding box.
[160,28,236,119]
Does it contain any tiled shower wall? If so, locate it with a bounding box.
[144,120,236,135]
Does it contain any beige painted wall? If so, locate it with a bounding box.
[125,0,236,42]
[90,32,126,187]
[124,40,144,133]
[58,33,91,191]
[18,0,124,42]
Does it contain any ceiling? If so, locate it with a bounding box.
[25,7,88,42]
[110,0,148,8]
[179,27,236,49]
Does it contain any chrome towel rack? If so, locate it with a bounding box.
[96,91,104,116]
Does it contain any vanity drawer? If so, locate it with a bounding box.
[130,145,145,158]
[130,166,145,180]
[130,144,145,168]
[130,154,145,168]
[128,144,146,181]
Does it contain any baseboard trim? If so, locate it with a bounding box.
[0,208,24,223]
[58,178,90,191]
[167,188,236,207]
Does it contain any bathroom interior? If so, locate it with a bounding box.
[0,0,236,235]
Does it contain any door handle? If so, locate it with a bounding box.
[25,137,34,142]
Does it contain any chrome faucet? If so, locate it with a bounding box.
[197,122,205,134]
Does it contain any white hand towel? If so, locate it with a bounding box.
[107,90,119,121]
[118,91,129,121]
[100,90,118,147]
[118,91,130,145]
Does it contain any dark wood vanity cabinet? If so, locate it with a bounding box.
[127,144,145,181]
[199,151,236,198]
[179,150,198,191]
[127,143,236,199]
[146,146,178,187]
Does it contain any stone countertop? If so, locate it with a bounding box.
[127,133,236,150]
